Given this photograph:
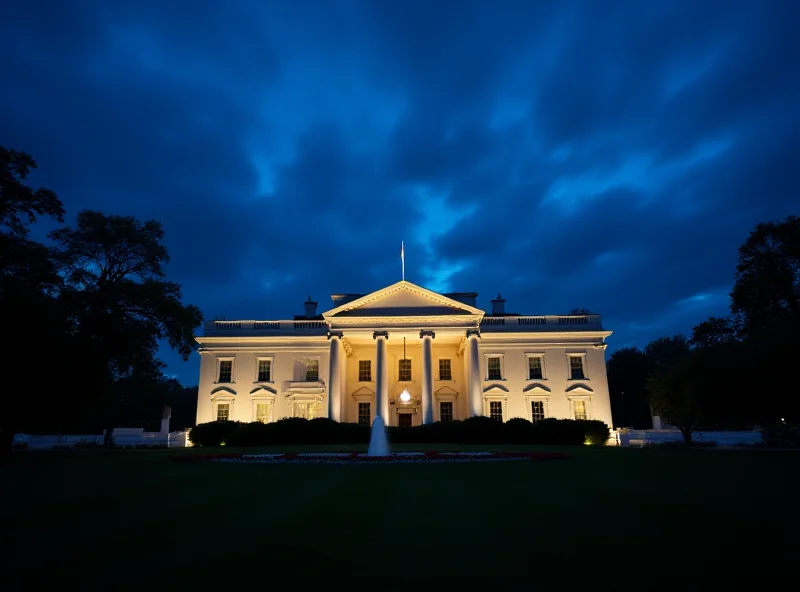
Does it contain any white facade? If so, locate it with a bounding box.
[195,281,614,428]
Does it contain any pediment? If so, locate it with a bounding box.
[323,281,483,318]
[565,384,594,394]
[250,386,277,396]
[210,386,236,397]
[435,386,458,397]
[523,383,551,394]
[351,386,375,399]
[483,383,509,394]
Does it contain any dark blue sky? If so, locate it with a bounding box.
[2,0,798,384]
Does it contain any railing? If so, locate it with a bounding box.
[517,317,546,325]
[207,320,328,333]
[480,315,601,331]
[481,318,505,325]
[293,321,325,329]
[558,316,588,325]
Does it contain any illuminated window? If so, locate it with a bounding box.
[218,360,233,383]
[490,401,503,421]
[398,359,411,381]
[305,359,319,381]
[569,356,585,380]
[295,401,320,419]
[359,360,372,382]
[528,357,543,380]
[358,402,371,425]
[487,357,502,380]
[439,359,452,381]
[257,360,271,382]
[531,401,545,422]
[574,400,587,420]
[256,403,271,423]
[217,403,230,421]
[440,402,453,423]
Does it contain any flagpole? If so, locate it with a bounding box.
[401,240,405,281]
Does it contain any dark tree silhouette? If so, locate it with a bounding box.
[0,148,67,454]
[50,211,203,443]
[607,347,654,429]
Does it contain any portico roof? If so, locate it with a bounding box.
[322,280,485,319]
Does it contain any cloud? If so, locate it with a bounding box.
[1,0,798,383]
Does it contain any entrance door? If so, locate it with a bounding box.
[398,413,412,427]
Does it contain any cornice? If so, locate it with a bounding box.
[328,315,482,326]
[322,280,486,318]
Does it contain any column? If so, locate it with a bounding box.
[374,331,389,423]
[327,331,343,422]
[467,329,482,417]
[420,330,435,424]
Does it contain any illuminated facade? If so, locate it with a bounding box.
[195,281,613,428]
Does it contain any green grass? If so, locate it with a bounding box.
[4,445,799,590]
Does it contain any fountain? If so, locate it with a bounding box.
[367,415,389,456]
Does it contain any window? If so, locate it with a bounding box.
[487,357,502,380]
[257,359,271,382]
[440,402,453,423]
[256,403,271,423]
[295,401,320,419]
[217,403,230,421]
[218,360,233,383]
[359,360,372,382]
[398,358,411,381]
[439,359,452,381]
[528,357,543,380]
[569,356,585,380]
[489,401,503,421]
[574,400,587,420]
[305,359,319,382]
[531,401,545,422]
[358,402,371,425]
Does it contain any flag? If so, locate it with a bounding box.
[400,241,405,280]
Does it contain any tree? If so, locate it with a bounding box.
[689,316,739,349]
[0,147,66,454]
[644,334,690,369]
[647,351,701,445]
[730,216,800,422]
[50,210,203,442]
[731,216,800,340]
[606,347,654,429]
[1,147,64,238]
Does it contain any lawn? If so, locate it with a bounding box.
[4,445,799,590]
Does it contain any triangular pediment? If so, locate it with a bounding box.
[565,384,594,394]
[323,281,484,318]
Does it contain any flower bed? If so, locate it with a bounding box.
[173,451,570,464]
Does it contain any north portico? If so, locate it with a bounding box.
[195,280,614,428]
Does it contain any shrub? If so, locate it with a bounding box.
[225,421,272,447]
[189,421,241,447]
[578,420,610,446]
[505,418,536,444]
[531,418,586,445]
[457,416,506,443]
[188,417,610,446]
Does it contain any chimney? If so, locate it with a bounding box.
[304,295,318,318]
[491,293,506,315]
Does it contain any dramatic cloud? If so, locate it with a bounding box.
[2,0,798,382]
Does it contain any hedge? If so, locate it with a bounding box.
[189,417,610,447]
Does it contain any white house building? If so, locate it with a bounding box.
[195,281,614,428]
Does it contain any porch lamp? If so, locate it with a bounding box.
[399,337,411,403]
